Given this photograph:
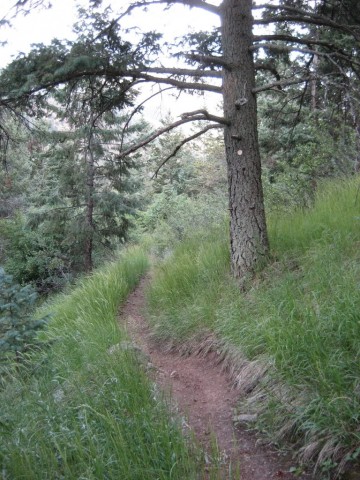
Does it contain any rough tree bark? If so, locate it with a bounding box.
[84,132,95,273]
[221,0,269,280]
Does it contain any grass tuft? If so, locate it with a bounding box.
[147,225,230,349]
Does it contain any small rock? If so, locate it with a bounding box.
[53,388,65,403]
[146,362,156,371]
[108,341,150,366]
[233,413,258,425]
[108,343,121,355]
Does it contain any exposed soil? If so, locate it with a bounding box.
[119,276,313,480]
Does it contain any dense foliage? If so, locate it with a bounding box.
[0,268,48,363]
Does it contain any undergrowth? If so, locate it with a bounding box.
[147,177,360,477]
[0,247,206,479]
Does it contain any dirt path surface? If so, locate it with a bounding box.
[120,276,312,480]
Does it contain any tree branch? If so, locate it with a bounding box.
[251,43,329,57]
[179,0,219,14]
[255,62,281,82]
[146,66,222,78]
[118,110,228,158]
[180,109,229,125]
[2,65,223,103]
[253,3,359,30]
[137,71,222,93]
[184,53,229,69]
[253,76,313,94]
[120,0,220,18]
[120,85,175,151]
[253,34,340,51]
[250,43,360,70]
[254,13,360,40]
[153,123,224,178]
[94,0,220,43]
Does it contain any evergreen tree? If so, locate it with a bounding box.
[0,268,48,363]
[0,6,149,286]
[26,82,145,277]
[0,118,31,220]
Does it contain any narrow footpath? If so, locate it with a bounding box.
[120,276,312,480]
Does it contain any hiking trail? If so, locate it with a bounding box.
[119,275,312,480]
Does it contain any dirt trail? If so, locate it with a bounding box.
[120,276,312,480]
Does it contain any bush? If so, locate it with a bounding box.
[0,214,73,293]
[0,269,48,362]
[133,186,228,256]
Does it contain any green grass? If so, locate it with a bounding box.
[147,177,360,476]
[0,247,205,479]
[147,227,230,347]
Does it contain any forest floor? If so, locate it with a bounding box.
[119,275,314,480]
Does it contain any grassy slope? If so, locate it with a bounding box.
[147,177,360,476]
[0,247,203,479]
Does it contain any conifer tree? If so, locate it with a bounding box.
[27,79,144,275]
[0,268,48,363]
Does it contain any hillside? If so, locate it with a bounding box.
[147,177,360,478]
[0,248,207,479]
[0,177,359,479]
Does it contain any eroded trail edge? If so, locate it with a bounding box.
[119,276,311,480]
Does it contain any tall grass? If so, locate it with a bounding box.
[0,247,203,479]
[147,177,360,476]
[147,226,230,347]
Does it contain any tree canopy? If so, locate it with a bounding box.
[0,0,359,281]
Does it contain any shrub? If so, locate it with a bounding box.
[0,268,48,362]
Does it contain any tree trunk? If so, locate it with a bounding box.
[310,51,319,111]
[84,136,95,273]
[221,0,269,281]
[310,0,319,112]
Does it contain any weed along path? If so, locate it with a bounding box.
[119,276,312,480]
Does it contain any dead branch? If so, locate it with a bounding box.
[253,76,313,94]
[117,112,223,159]
[146,66,222,78]
[120,85,175,151]
[119,0,220,19]
[152,123,224,178]
[184,53,229,69]
[180,109,229,125]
